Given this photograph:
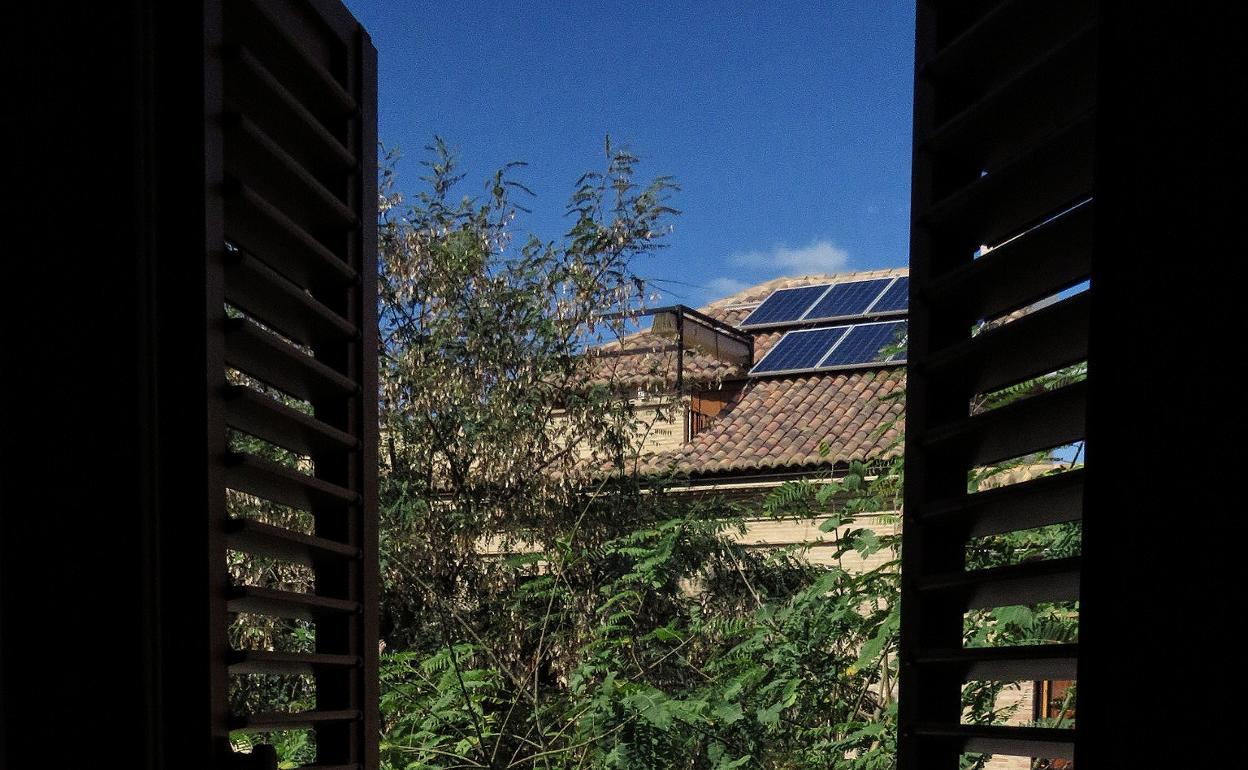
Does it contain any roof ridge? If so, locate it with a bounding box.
[591,267,908,350]
[697,267,908,312]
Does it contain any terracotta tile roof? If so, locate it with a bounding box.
[645,369,905,477]
[588,331,742,391]
[587,268,909,478]
[590,267,908,390]
[698,267,907,323]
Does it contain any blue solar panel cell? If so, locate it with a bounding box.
[803,279,893,321]
[867,277,909,314]
[750,326,848,374]
[819,322,907,368]
[741,285,830,326]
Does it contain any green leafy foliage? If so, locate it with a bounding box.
[218,128,1085,769]
[373,141,917,769]
[369,140,1079,770]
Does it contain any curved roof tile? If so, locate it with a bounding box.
[593,269,909,478]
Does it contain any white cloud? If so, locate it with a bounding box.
[706,276,750,297]
[729,239,850,275]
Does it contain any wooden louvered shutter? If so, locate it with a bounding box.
[2,0,377,765]
[899,1,1094,766]
[209,0,377,766]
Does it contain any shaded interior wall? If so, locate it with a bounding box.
[1078,2,1248,766]
[2,2,212,765]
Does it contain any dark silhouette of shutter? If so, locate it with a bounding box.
[214,0,378,767]
[901,1,1248,767]
[900,2,1094,766]
[3,1,377,767]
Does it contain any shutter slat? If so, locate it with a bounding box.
[923,468,1084,538]
[229,0,358,116]
[921,0,1095,95]
[225,451,359,512]
[926,24,1096,170]
[225,182,357,290]
[230,709,362,732]
[225,317,357,403]
[913,724,1074,759]
[921,0,1028,77]
[225,45,357,173]
[224,384,357,457]
[915,643,1078,681]
[918,557,1081,610]
[924,381,1086,467]
[228,650,359,675]
[225,249,358,347]
[226,517,359,567]
[228,585,360,621]
[227,112,358,228]
[923,291,1089,396]
[903,2,1092,766]
[925,200,1092,321]
[215,2,377,765]
[924,112,1095,251]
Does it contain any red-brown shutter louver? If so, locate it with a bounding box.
[212,0,378,766]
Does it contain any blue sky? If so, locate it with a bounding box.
[344,1,916,307]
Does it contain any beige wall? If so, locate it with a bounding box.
[731,512,899,571]
[981,683,1038,769]
[631,396,686,456]
[553,395,688,464]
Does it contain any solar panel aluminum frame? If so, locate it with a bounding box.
[747,326,848,376]
[816,320,908,370]
[747,320,907,377]
[802,276,906,324]
[738,283,833,329]
[862,275,910,316]
[739,276,910,331]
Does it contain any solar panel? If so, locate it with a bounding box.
[749,326,848,374]
[866,276,908,314]
[803,278,894,321]
[740,284,830,327]
[818,321,907,368]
